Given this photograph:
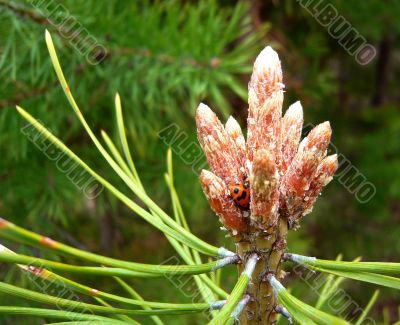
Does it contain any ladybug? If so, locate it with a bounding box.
[229,183,250,208]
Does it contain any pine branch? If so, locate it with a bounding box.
[285,253,400,275]
[208,254,258,324]
[0,82,55,109]
[0,282,208,315]
[0,220,239,275]
[113,277,164,325]
[0,307,130,324]
[0,243,225,312]
[0,0,223,69]
[268,274,349,325]
[0,0,50,26]
[284,253,400,290]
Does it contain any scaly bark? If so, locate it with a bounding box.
[237,218,288,324]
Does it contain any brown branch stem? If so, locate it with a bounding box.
[236,217,288,324]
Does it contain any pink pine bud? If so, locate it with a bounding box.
[281,121,332,218]
[197,46,337,233]
[281,101,304,172]
[302,154,338,217]
[199,170,249,232]
[225,116,246,167]
[196,103,245,185]
[250,149,280,228]
[247,46,284,165]
[249,46,283,102]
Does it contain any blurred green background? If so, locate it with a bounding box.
[0,0,399,324]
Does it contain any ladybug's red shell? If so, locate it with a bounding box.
[229,183,250,208]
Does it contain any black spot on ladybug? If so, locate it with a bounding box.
[238,190,247,200]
